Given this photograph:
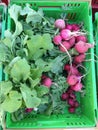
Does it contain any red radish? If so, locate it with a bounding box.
[67,75,78,86]
[54,19,65,29]
[74,54,85,63]
[60,29,72,40]
[71,82,83,92]
[2,0,9,5]
[75,41,94,53]
[67,98,75,106]
[70,66,79,75]
[74,101,79,108]
[69,37,76,47]
[72,24,80,31]
[68,107,75,113]
[64,64,79,75]
[59,41,71,52]
[61,93,69,100]
[64,64,70,71]
[66,24,73,31]
[53,35,62,45]
[76,35,87,42]
[41,75,47,80]
[67,87,74,94]
[25,108,33,113]
[76,72,82,77]
[42,77,52,88]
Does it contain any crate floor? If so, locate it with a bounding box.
[5,123,98,130]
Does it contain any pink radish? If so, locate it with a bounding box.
[66,24,73,31]
[67,98,75,106]
[25,108,33,113]
[54,19,65,29]
[69,36,76,47]
[41,75,47,80]
[53,35,62,45]
[67,87,74,94]
[67,75,78,86]
[74,101,79,108]
[59,41,71,52]
[64,64,70,71]
[60,29,85,40]
[72,24,80,31]
[68,107,75,113]
[71,82,83,92]
[64,64,80,75]
[61,93,69,100]
[75,41,94,53]
[60,29,72,40]
[42,77,52,88]
[76,35,87,42]
[74,54,85,63]
[70,66,80,75]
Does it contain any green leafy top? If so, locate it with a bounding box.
[0,4,69,120]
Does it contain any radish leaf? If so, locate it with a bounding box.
[10,58,30,82]
[20,84,41,108]
[0,81,13,95]
[1,91,22,113]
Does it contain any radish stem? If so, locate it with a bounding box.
[59,42,72,69]
[86,53,98,59]
[84,59,98,62]
[76,64,87,72]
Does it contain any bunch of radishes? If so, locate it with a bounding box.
[61,87,79,113]
[53,19,93,53]
[53,19,94,113]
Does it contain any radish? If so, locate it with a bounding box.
[72,24,80,31]
[68,107,75,113]
[60,29,85,40]
[25,108,33,113]
[76,35,87,42]
[69,36,76,47]
[66,24,73,31]
[67,98,75,106]
[60,29,72,40]
[67,75,78,86]
[74,101,79,108]
[59,41,71,52]
[53,35,62,45]
[64,64,70,71]
[61,92,69,100]
[54,19,65,29]
[70,66,79,75]
[67,87,74,94]
[75,41,94,53]
[64,64,80,75]
[42,77,52,88]
[74,54,85,63]
[41,75,47,80]
[71,82,83,92]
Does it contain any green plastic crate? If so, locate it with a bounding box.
[0,5,6,130]
[0,5,6,81]
[0,6,6,38]
[5,1,97,128]
[95,12,98,119]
